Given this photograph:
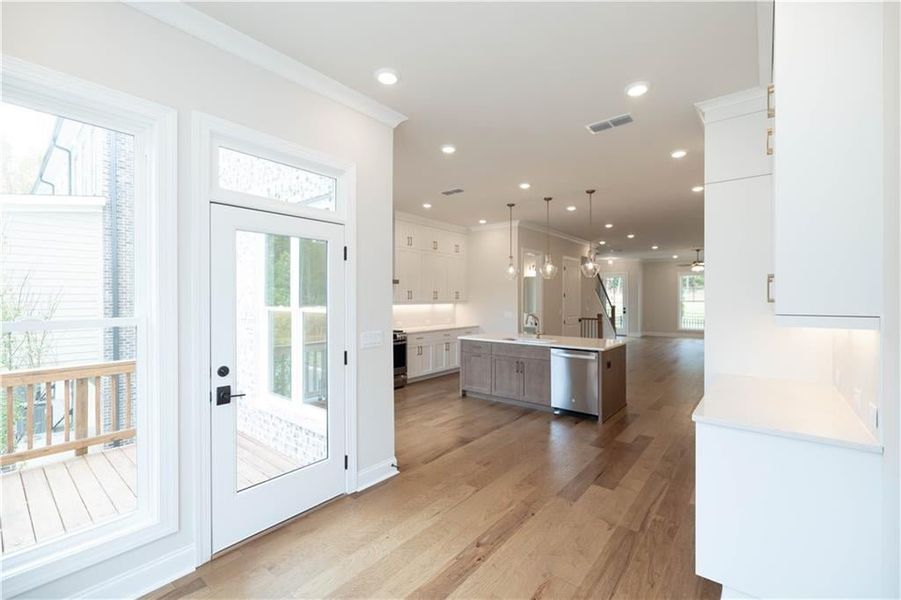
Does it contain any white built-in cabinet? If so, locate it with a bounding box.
[407,327,475,380]
[394,216,467,304]
[770,1,884,325]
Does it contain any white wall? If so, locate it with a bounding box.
[2,2,395,597]
[455,225,518,336]
[641,260,704,338]
[516,224,589,336]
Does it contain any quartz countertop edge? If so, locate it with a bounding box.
[458,333,626,352]
[692,374,882,454]
[401,324,480,334]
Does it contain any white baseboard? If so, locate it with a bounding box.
[356,457,399,492]
[642,331,705,339]
[721,585,756,599]
[77,545,195,600]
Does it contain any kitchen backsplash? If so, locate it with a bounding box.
[393,303,457,329]
[832,328,881,437]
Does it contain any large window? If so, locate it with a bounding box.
[679,273,705,331]
[1,59,176,597]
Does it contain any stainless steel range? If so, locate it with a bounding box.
[393,330,407,389]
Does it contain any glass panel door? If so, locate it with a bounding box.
[210,203,345,552]
[233,231,329,491]
[603,274,627,333]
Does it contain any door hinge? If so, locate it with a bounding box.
[344,455,349,470]
[344,350,348,365]
[343,246,348,261]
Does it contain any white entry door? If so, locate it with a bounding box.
[603,274,628,334]
[210,203,346,552]
[562,256,582,337]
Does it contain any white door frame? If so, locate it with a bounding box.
[562,256,582,336]
[189,112,358,565]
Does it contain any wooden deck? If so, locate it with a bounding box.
[1,434,297,554]
[1,444,137,555]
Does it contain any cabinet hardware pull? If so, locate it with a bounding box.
[766,127,774,156]
[766,83,775,118]
[766,274,775,303]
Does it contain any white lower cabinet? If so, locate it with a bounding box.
[405,327,476,381]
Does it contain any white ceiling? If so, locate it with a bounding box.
[192,2,761,258]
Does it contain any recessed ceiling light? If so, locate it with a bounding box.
[625,81,650,97]
[605,223,613,229]
[627,233,635,239]
[441,144,456,154]
[422,203,432,209]
[566,205,577,212]
[599,240,606,245]
[671,149,687,159]
[672,254,679,259]
[374,68,399,86]
[692,185,704,192]
[478,219,487,224]
[519,182,531,190]
[607,259,614,265]
[652,245,659,250]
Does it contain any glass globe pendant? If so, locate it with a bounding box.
[541,197,558,279]
[580,189,600,278]
[504,203,518,280]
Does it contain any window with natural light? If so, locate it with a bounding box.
[1,101,140,554]
[679,273,705,331]
[217,146,337,211]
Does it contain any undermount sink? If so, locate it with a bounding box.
[502,337,555,345]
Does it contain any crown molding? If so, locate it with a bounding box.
[694,87,766,125]
[395,211,469,233]
[518,221,590,247]
[125,1,407,128]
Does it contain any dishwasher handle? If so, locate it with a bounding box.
[552,350,598,360]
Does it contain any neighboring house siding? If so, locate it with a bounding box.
[1,196,105,367]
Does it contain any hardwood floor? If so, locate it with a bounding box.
[149,336,718,599]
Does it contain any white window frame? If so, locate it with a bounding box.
[677,271,705,332]
[190,112,358,566]
[0,57,178,597]
[210,132,348,223]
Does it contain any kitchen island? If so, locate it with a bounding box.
[458,334,626,421]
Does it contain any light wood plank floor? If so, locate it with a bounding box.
[2,434,295,555]
[150,336,717,599]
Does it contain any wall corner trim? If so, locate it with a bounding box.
[125,1,408,128]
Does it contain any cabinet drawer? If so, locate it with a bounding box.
[491,343,550,361]
[461,340,492,355]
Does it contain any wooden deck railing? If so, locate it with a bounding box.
[1,360,136,466]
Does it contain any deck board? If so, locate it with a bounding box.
[20,468,64,543]
[1,471,34,552]
[1,435,295,554]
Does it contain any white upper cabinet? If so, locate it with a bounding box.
[394,215,468,304]
[772,1,884,322]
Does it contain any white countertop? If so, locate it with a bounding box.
[401,324,479,334]
[692,375,881,454]
[458,333,626,352]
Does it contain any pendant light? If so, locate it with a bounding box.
[504,203,518,280]
[580,189,600,278]
[541,197,558,279]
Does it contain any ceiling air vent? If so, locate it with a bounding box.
[441,188,464,196]
[586,113,634,134]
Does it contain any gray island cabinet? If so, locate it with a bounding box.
[458,334,626,421]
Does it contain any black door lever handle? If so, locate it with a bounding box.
[216,385,245,406]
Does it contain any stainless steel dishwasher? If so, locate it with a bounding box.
[551,348,599,416]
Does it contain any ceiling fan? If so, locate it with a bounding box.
[679,249,705,272]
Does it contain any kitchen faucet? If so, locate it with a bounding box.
[525,313,540,336]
